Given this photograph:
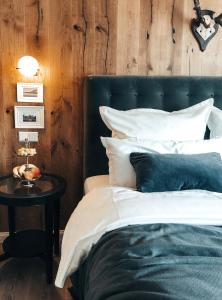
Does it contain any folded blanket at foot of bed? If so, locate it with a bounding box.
[70,223,222,300]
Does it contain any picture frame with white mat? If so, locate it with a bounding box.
[14,106,44,129]
[17,82,43,103]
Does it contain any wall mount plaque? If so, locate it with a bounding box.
[191,0,222,51]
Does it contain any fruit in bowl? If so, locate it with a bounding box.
[24,167,41,181]
[13,164,41,181]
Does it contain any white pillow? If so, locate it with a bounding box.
[101,136,222,188]
[99,98,214,140]
[208,106,222,138]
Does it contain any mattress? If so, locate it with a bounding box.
[84,175,109,194]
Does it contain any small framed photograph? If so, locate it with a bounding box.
[14,106,44,129]
[17,82,43,103]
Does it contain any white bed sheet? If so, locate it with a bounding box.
[55,186,222,288]
[84,175,109,194]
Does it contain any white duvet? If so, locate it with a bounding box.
[55,187,222,288]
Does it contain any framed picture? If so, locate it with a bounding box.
[17,82,43,103]
[14,106,44,129]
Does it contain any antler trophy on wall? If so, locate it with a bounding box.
[191,0,222,51]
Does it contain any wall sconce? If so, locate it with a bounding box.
[191,0,222,51]
[17,56,39,77]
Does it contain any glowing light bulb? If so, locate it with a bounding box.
[17,56,39,77]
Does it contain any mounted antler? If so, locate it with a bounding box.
[193,0,215,28]
[191,0,220,51]
[215,13,222,26]
[193,0,202,21]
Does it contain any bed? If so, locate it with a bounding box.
[56,76,222,299]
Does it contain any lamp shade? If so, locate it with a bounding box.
[17,56,39,77]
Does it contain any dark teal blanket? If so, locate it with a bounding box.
[70,224,222,300]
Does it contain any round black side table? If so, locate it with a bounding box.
[0,173,66,284]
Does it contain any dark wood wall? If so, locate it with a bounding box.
[0,0,222,231]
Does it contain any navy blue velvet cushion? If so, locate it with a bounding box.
[130,152,222,193]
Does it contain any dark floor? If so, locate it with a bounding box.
[0,246,73,300]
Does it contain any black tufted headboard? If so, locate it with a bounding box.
[83,76,222,179]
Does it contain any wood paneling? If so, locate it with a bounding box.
[0,0,222,230]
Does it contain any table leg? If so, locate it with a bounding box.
[8,206,15,236]
[53,198,60,256]
[45,202,53,284]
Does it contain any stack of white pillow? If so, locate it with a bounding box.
[100,99,222,189]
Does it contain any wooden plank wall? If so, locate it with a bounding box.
[0,0,221,231]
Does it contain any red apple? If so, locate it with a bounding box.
[32,167,41,178]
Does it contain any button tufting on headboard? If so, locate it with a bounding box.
[83,76,222,179]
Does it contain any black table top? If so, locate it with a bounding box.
[0,173,66,206]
